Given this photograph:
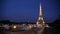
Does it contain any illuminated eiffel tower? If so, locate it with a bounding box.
[36,3,45,27]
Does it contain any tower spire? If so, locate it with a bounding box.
[40,3,42,16]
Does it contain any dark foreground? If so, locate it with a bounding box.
[0,27,58,34]
[0,28,44,34]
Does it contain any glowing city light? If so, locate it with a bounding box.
[29,25,32,28]
[13,25,17,29]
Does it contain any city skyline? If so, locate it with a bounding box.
[0,0,60,23]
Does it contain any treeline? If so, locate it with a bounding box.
[0,20,36,24]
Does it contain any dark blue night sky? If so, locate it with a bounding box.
[0,0,60,23]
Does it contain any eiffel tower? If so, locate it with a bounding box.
[36,3,45,27]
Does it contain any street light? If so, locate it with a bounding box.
[13,25,17,29]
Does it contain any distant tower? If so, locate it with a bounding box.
[36,3,45,27]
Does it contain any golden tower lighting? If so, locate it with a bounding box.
[36,3,45,27]
[40,3,42,16]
